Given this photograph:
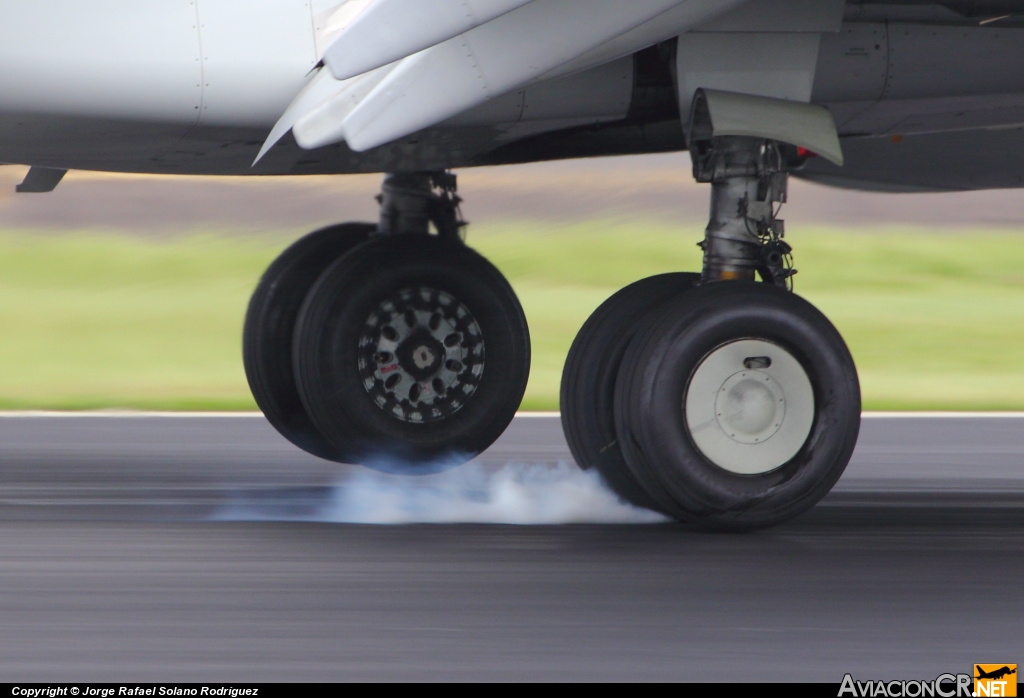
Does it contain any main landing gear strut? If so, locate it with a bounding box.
[563,136,861,530]
[243,172,530,472]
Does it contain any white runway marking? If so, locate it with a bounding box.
[859,412,1024,418]
[5,411,1024,419]
[0,411,265,418]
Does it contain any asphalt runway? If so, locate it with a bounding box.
[1,413,1022,682]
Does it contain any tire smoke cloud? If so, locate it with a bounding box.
[214,462,668,525]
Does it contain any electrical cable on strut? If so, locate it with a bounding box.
[429,171,468,242]
[745,198,796,292]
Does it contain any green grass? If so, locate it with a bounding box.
[2,223,1024,411]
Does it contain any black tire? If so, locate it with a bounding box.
[614,282,861,530]
[293,235,530,472]
[243,223,375,460]
[560,273,699,511]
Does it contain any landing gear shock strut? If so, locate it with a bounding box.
[376,171,466,239]
[692,136,795,289]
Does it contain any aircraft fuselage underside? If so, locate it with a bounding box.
[2,4,1024,192]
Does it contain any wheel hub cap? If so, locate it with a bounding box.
[714,372,785,444]
[359,287,484,424]
[684,339,814,475]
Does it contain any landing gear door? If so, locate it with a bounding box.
[675,0,845,130]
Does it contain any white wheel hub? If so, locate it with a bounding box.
[684,339,814,475]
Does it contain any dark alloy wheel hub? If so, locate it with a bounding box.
[359,286,484,424]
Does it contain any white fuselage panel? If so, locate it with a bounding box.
[0,1,203,123]
[0,0,315,124]
[194,0,317,127]
[0,1,315,169]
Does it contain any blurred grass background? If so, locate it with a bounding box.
[2,221,1024,411]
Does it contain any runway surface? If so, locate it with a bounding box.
[1,413,1022,682]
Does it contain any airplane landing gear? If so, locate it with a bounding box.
[563,136,861,529]
[244,172,530,471]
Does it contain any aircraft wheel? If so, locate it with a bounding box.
[615,282,860,530]
[294,235,530,471]
[561,273,699,511]
[243,223,375,459]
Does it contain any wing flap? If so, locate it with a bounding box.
[322,0,535,81]
[292,64,398,151]
[338,0,744,152]
[254,68,343,164]
[259,0,756,157]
